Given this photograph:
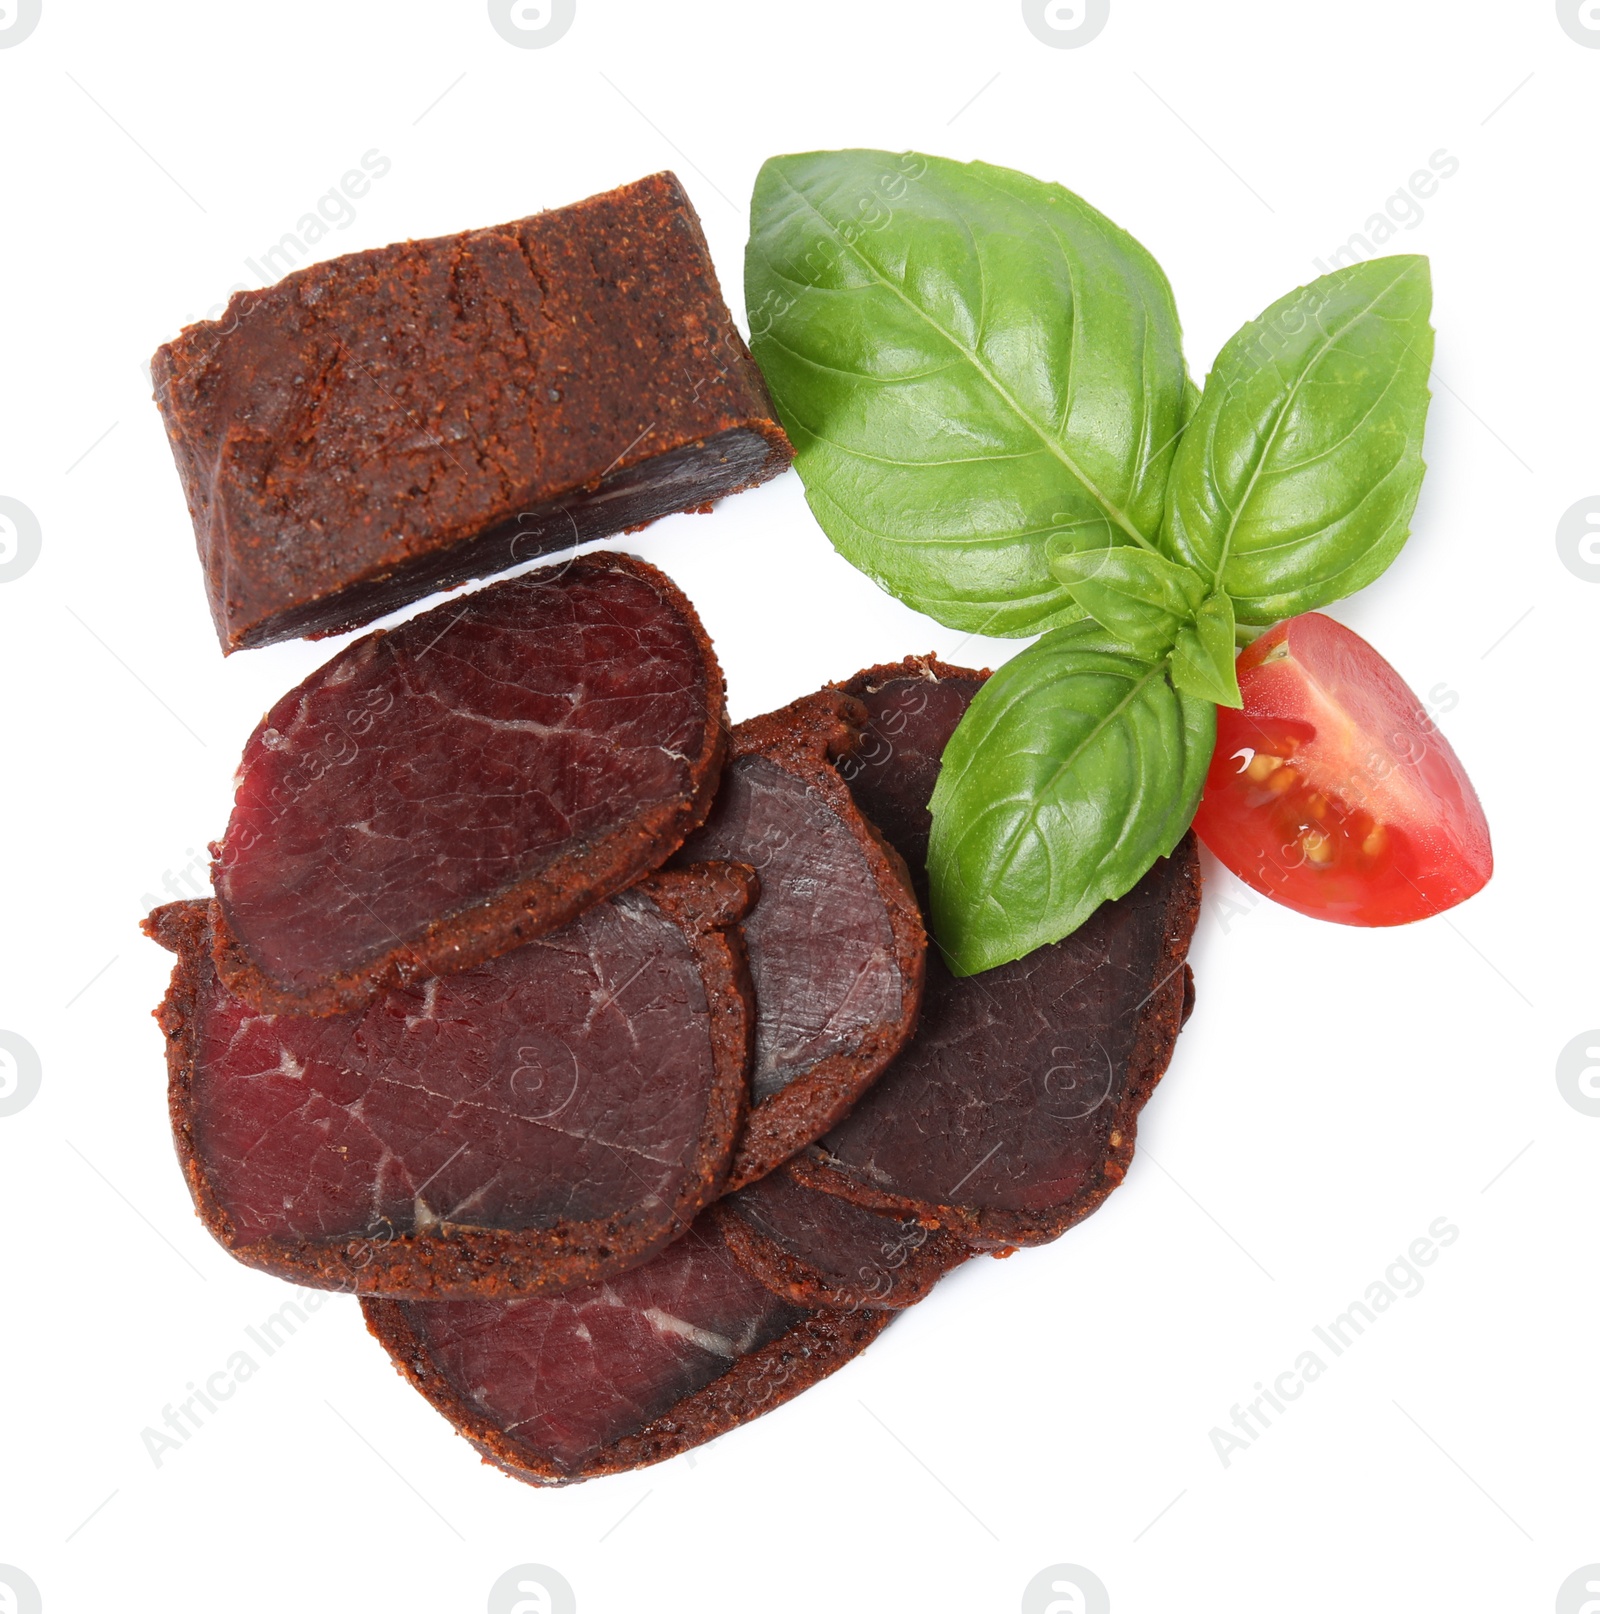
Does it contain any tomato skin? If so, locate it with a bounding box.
[1192,613,1492,926]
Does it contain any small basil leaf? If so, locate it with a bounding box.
[1170,592,1243,708]
[1162,256,1434,624]
[1050,546,1205,659]
[927,623,1215,975]
[746,150,1188,637]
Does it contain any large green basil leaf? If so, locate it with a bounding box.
[927,623,1215,975]
[746,150,1188,637]
[1162,256,1434,624]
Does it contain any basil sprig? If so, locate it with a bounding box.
[747,150,1435,974]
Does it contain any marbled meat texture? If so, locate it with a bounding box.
[674,689,925,1190]
[714,1160,968,1310]
[362,1217,890,1485]
[211,553,727,1017]
[144,864,754,1299]
[151,171,793,652]
[806,657,1202,1248]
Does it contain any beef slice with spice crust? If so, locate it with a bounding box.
[145,864,754,1299]
[362,1215,890,1486]
[803,657,1202,1248]
[210,552,727,1018]
[713,1160,969,1311]
[673,688,924,1189]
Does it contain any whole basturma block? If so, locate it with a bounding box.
[144,864,755,1299]
[673,689,925,1190]
[151,171,793,652]
[362,1217,891,1485]
[803,657,1202,1249]
[211,553,726,1018]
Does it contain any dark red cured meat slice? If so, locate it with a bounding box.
[211,552,727,1017]
[362,1217,890,1485]
[144,864,754,1298]
[673,690,925,1190]
[803,657,1202,1249]
[151,172,792,653]
[713,1162,968,1310]
[833,661,983,909]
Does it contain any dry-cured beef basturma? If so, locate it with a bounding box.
[673,690,925,1189]
[804,657,1202,1249]
[152,171,794,652]
[713,1161,968,1311]
[144,864,754,1299]
[211,553,726,1018]
[362,1216,889,1485]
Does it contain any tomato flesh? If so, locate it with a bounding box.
[1193,613,1492,926]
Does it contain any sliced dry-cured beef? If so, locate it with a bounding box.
[144,863,754,1299]
[362,1216,890,1485]
[713,1162,968,1311]
[802,657,1202,1249]
[673,689,924,1189]
[211,552,726,1017]
[151,171,793,652]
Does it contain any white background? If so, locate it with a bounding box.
[1,2,1594,1610]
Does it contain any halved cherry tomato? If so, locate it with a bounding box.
[1192,612,1492,925]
